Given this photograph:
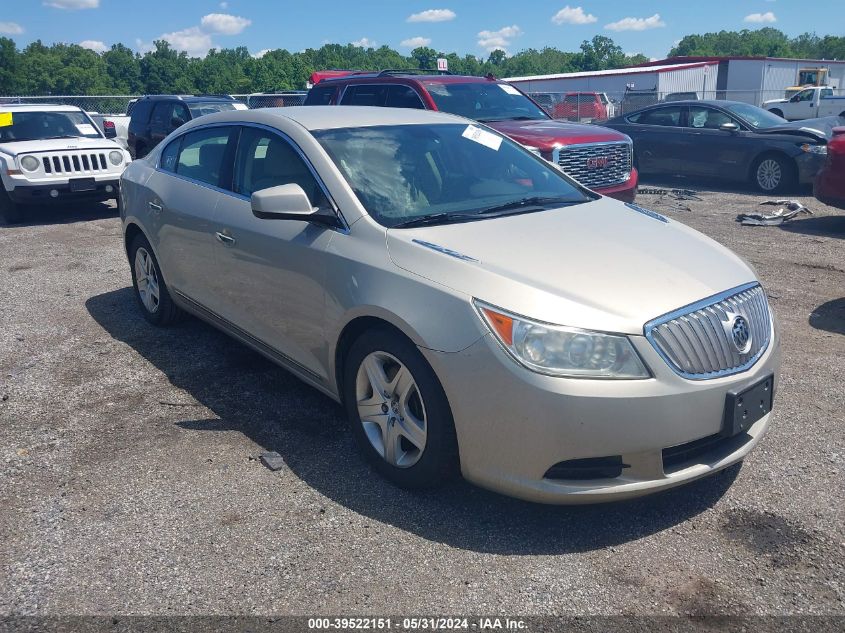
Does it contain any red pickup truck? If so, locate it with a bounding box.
[814,126,845,210]
[305,71,638,201]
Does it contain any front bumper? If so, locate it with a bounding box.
[421,322,780,504]
[814,165,845,210]
[594,167,638,203]
[796,153,827,185]
[7,180,120,205]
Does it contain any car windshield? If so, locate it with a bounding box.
[422,82,549,122]
[0,110,102,142]
[187,102,240,117]
[723,103,786,129]
[313,123,592,228]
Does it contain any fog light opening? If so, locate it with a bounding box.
[49,189,59,198]
[105,185,114,193]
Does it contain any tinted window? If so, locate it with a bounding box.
[422,81,548,122]
[233,126,329,208]
[186,101,240,118]
[629,107,683,126]
[385,85,425,109]
[688,106,734,129]
[175,126,233,187]
[151,102,172,127]
[159,137,181,172]
[305,85,337,105]
[314,123,590,228]
[340,85,388,106]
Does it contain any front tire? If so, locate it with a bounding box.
[0,189,23,224]
[752,154,795,194]
[769,108,784,119]
[128,234,184,326]
[343,328,459,489]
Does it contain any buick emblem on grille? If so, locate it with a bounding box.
[723,312,752,354]
[585,156,609,169]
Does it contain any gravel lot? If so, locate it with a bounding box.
[0,181,843,618]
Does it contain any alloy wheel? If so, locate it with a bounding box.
[134,247,160,314]
[756,159,782,191]
[355,351,427,468]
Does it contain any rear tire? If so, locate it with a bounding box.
[751,153,795,194]
[0,188,23,224]
[128,233,184,326]
[342,328,459,489]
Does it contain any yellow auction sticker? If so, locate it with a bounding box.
[0,112,12,127]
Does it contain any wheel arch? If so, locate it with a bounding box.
[749,150,796,184]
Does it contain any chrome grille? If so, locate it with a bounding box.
[554,141,632,190]
[38,151,109,175]
[645,284,772,379]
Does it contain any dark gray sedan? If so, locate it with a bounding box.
[604,100,835,193]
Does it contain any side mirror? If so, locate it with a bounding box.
[251,183,339,227]
[719,122,740,133]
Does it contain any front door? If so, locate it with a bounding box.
[208,126,339,380]
[683,106,753,180]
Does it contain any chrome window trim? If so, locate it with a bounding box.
[154,121,349,233]
[643,282,773,381]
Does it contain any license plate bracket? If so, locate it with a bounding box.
[69,178,96,192]
[722,373,774,437]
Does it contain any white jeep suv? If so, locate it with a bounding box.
[0,104,131,223]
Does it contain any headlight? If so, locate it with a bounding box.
[20,156,40,172]
[109,150,124,166]
[801,144,827,155]
[474,300,650,379]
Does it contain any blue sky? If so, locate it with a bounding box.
[0,1,839,60]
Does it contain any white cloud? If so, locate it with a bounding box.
[351,37,377,48]
[161,26,213,57]
[79,39,107,52]
[43,0,99,8]
[253,48,272,59]
[552,6,597,25]
[744,12,777,23]
[477,25,522,52]
[0,21,24,35]
[605,14,666,32]
[200,13,252,35]
[407,9,456,23]
[400,36,432,48]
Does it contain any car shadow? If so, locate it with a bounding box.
[638,175,813,197]
[86,287,740,555]
[780,214,845,239]
[0,200,117,227]
[809,298,845,335]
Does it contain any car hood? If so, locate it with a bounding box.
[386,197,755,335]
[485,119,630,151]
[754,116,843,142]
[0,137,118,157]
[762,98,788,106]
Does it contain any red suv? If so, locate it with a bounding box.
[304,72,638,201]
[552,92,608,123]
[814,126,845,210]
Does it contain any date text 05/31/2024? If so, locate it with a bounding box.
[307,618,528,630]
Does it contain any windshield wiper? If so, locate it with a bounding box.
[392,212,481,229]
[477,115,540,123]
[475,196,581,216]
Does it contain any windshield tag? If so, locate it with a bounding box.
[462,125,502,151]
[498,84,521,96]
[0,112,12,127]
[75,123,98,135]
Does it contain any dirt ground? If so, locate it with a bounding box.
[0,181,843,617]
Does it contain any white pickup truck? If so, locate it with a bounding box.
[0,104,131,224]
[763,86,845,121]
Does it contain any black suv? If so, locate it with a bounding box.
[127,95,247,159]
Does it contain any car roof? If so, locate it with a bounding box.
[648,100,745,107]
[193,105,471,131]
[319,73,497,86]
[139,95,236,103]
[0,104,84,112]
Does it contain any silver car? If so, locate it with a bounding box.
[119,106,780,504]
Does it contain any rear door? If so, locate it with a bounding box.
[144,125,236,308]
[624,105,690,174]
[208,125,341,379]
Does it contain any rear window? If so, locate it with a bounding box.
[565,94,598,105]
[340,85,388,106]
[305,85,337,106]
[187,102,240,118]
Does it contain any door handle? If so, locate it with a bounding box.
[215,231,236,246]
[148,202,162,213]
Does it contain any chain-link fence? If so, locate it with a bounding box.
[528,88,845,122]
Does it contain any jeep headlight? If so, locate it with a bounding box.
[20,156,40,172]
[474,300,650,379]
[109,150,124,166]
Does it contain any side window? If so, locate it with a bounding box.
[233,126,329,208]
[306,85,337,105]
[175,126,234,187]
[340,84,388,106]
[688,106,733,129]
[173,103,190,126]
[385,85,425,109]
[150,102,171,126]
[159,137,181,172]
[795,89,814,102]
[635,107,683,127]
[821,88,834,98]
